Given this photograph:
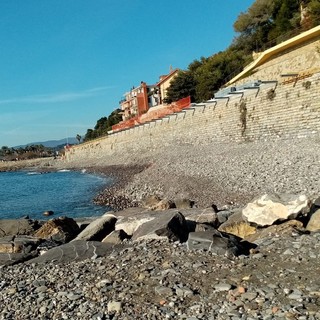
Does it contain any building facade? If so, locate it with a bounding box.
[156,68,179,105]
[119,68,180,121]
[120,82,158,121]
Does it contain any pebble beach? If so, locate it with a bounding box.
[1,138,320,319]
[1,138,319,210]
[1,234,320,319]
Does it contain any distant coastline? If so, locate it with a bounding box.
[1,137,319,212]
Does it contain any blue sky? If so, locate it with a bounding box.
[0,0,255,147]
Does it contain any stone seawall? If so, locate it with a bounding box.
[69,72,320,162]
[236,35,320,86]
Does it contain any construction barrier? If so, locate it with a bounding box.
[112,96,191,132]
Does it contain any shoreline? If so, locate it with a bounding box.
[1,138,320,211]
[0,161,151,217]
[1,138,320,318]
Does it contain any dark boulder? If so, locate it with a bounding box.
[187,230,255,257]
[34,216,80,243]
[26,240,119,264]
[0,251,38,266]
[102,229,131,245]
[73,214,117,242]
[43,210,54,217]
[0,218,40,237]
[132,210,189,242]
[0,235,41,254]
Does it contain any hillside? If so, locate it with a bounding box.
[14,137,78,149]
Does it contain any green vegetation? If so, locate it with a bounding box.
[165,0,320,103]
[83,109,122,142]
[163,70,197,103]
[239,100,248,136]
[0,144,54,161]
[76,134,82,144]
[83,0,320,141]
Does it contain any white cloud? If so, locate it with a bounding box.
[30,123,91,129]
[0,85,115,105]
[0,110,51,123]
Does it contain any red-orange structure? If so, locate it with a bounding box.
[112,96,191,132]
[113,68,189,132]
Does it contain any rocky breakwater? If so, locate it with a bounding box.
[1,193,320,319]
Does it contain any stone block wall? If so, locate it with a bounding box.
[236,36,320,86]
[69,72,320,162]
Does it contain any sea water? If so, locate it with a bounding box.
[0,170,111,220]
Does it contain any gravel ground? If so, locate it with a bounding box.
[1,138,319,209]
[1,138,320,319]
[72,138,320,210]
[1,233,320,319]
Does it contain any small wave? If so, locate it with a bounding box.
[26,172,41,175]
[81,169,87,174]
[57,169,71,172]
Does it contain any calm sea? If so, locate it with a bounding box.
[0,170,111,220]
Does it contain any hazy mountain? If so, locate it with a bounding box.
[15,137,78,149]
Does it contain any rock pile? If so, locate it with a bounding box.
[1,193,320,318]
[0,193,319,264]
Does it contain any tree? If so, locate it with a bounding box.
[83,0,320,138]
[1,146,11,155]
[195,48,248,101]
[83,109,122,142]
[308,0,320,26]
[268,0,300,40]
[233,0,274,35]
[163,71,196,103]
[233,0,275,52]
[107,109,122,127]
[0,144,53,160]
[83,129,96,142]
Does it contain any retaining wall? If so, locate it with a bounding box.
[69,72,320,161]
[235,35,320,86]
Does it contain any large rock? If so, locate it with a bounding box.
[26,240,118,264]
[216,210,235,225]
[245,220,304,243]
[0,218,40,236]
[74,217,100,231]
[141,195,161,209]
[0,251,38,266]
[194,223,216,232]
[218,211,257,239]
[187,230,252,257]
[0,236,41,253]
[174,198,194,209]
[73,214,117,241]
[132,210,189,242]
[0,236,15,253]
[180,208,219,232]
[43,210,54,217]
[102,230,130,245]
[141,195,175,211]
[152,199,175,211]
[115,208,161,235]
[313,196,320,208]
[306,209,320,232]
[34,216,80,243]
[242,193,309,227]
[116,216,155,236]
